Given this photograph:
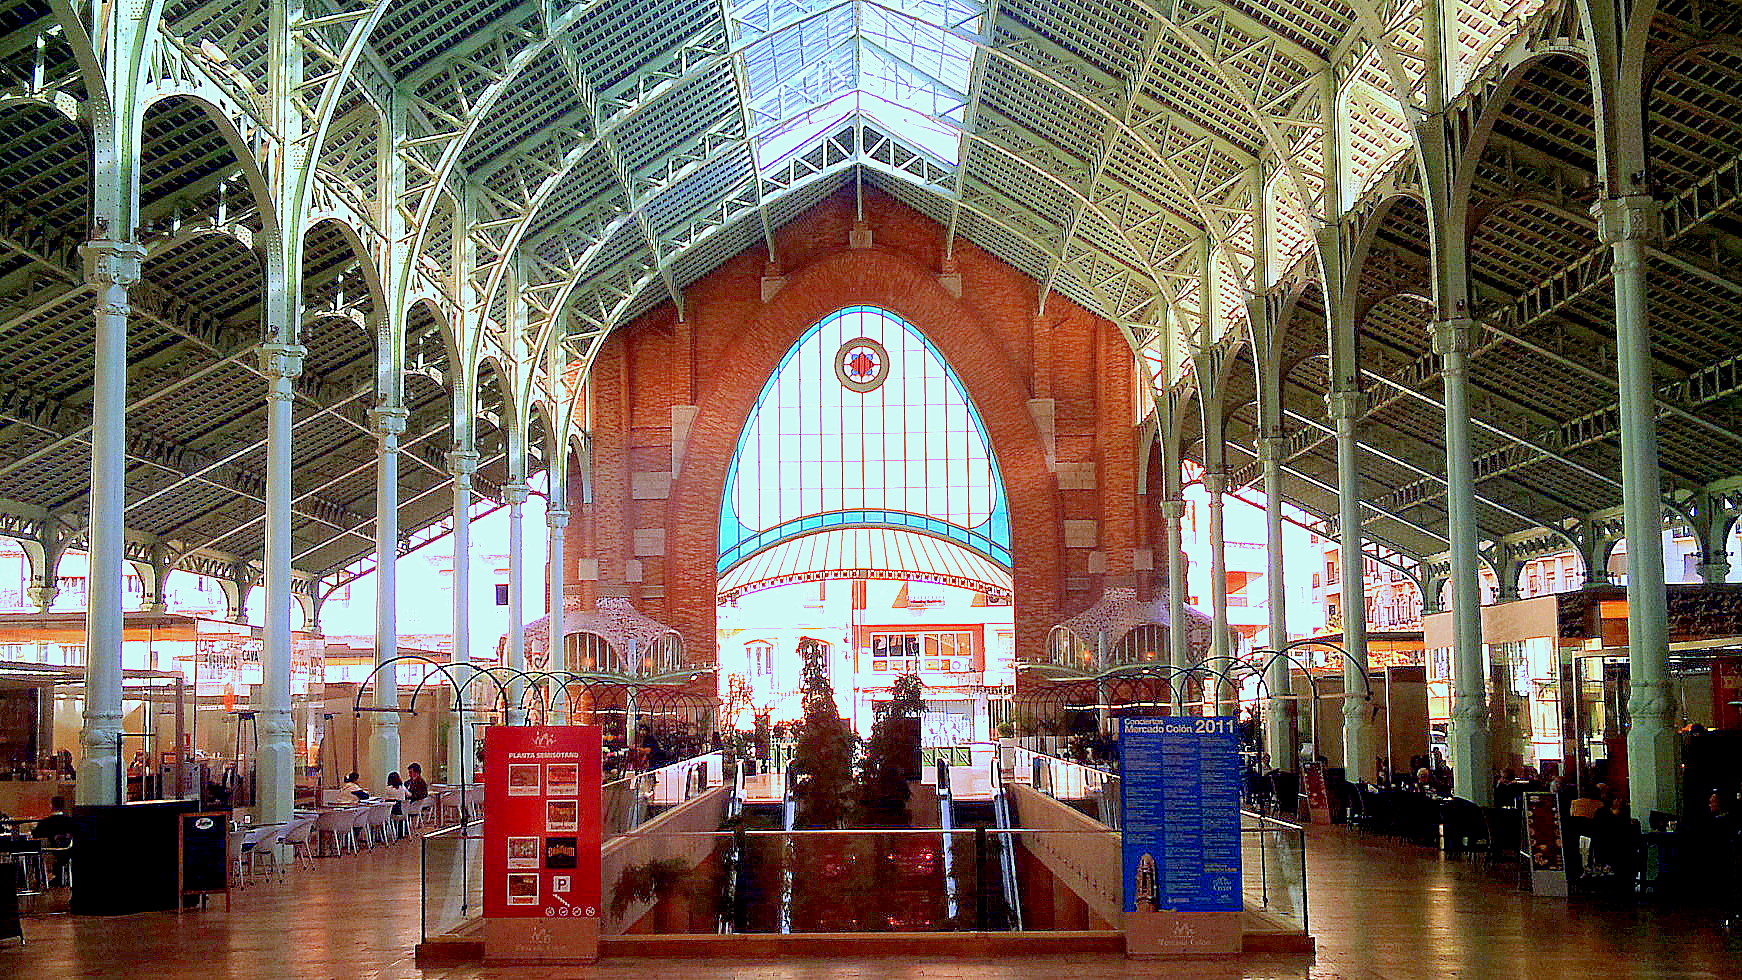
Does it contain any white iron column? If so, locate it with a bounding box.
[504,480,529,724]
[256,341,306,825]
[1161,496,1189,710]
[369,406,409,778]
[546,504,569,715]
[1597,195,1677,816]
[1203,468,1234,716]
[1327,388,1375,781]
[447,449,479,782]
[77,240,145,805]
[1433,317,1493,804]
[1259,436,1297,768]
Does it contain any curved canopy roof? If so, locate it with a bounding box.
[717,525,1014,600]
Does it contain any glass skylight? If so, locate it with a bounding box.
[730,0,982,171]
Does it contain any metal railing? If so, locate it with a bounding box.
[420,820,483,941]
[1239,810,1309,932]
[1011,745,1122,829]
[604,751,724,837]
[1011,746,1308,933]
[607,828,1106,935]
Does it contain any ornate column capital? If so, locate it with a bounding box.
[256,343,307,381]
[502,481,530,507]
[81,240,147,317]
[1257,435,1290,464]
[446,448,480,481]
[80,239,146,288]
[1324,387,1364,421]
[1201,468,1227,498]
[1159,497,1185,521]
[1592,195,1661,245]
[370,405,409,450]
[547,507,571,530]
[1429,316,1480,358]
[24,585,57,613]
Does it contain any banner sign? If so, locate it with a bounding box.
[484,726,602,926]
[1119,717,1243,914]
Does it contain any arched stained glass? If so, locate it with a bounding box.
[719,306,1010,573]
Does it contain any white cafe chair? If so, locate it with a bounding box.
[312,809,355,856]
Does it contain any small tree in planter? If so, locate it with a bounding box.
[857,672,924,825]
[788,636,858,828]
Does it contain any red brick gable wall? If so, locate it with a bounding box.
[565,185,1144,665]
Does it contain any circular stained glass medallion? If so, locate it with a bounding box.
[834,337,890,392]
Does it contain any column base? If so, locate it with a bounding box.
[1626,680,1680,816]
[1263,703,1298,772]
[78,716,123,806]
[1448,712,1493,806]
[76,754,121,807]
[369,722,402,785]
[257,727,298,826]
[1341,706,1376,783]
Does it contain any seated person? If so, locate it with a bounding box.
[381,771,408,815]
[342,772,369,800]
[404,763,429,802]
[32,796,75,886]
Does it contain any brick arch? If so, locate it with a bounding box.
[664,245,1063,663]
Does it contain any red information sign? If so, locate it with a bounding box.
[483,724,602,959]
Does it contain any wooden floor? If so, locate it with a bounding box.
[3,824,1739,979]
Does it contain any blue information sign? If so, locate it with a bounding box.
[1119,716,1243,913]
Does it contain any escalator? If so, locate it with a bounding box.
[990,756,1023,930]
[781,764,796,832]
[936,759,959,921]
[937,757,1022,930]
[728,761,745,821]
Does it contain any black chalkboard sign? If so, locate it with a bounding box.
[178,811,230,911]
[0,861,21,943]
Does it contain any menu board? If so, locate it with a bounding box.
[1521,791,1568,897]
[177,810,232,911]
[1118,717,1242,913]
[483,725,602,922]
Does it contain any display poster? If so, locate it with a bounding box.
[483,725,602,962]
[1119,716,1244,956]
[1119,716,1243,914]
[1521,791,1568,897]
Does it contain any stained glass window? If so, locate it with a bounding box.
[719,306,1010,574]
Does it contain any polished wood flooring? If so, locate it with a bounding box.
[2,824,1738,978]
